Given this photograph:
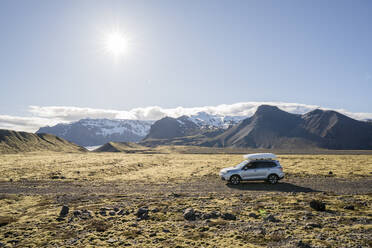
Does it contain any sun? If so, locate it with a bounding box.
[104,31,128,57]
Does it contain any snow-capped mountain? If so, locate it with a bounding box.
[186,112,246,129]
[37,112,247,146]
[37,119,154,146]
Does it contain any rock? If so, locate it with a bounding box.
[0,242,4,247]
[99,211,107,216]
[221,213,236,220]
[264,214,280,223]
[309,200,326,211]
[136,207,149,220]
[114,207,119,212]
[328,171,333,175]
[149,232,157,237]
[344,205,355,210]
[107,238,117,243]
[253,228,266,235]
[73,210,82,217]
[109,211,116,216]
[163,229,170,233]
[59,206,69,217]
[9,179,13,182]
[170,193,181,198]
[81,212,92,219]
[118,209,130,215]
[248,213,259,219]
[198,226,209,232]
[297,240,312,248]
[152,208,160,213]
[201,211,219,220]
[305,223,322,229]
[183,208,196,221]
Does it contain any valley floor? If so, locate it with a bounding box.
[0,152,371,247]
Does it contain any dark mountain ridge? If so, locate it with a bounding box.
[0,129,87,154]
[144,105,372,150]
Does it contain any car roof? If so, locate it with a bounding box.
[243,153,277,160]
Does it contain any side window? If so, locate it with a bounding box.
[267,162,277,168]
[244,162,257,170]
[255,161,267,169]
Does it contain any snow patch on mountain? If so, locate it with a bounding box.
[186,112,246,129]
[78,119,153,137]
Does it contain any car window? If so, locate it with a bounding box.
[266,161,277,168]
[255,161,277,169]
[255,161,267,169]
[244,162,257,169]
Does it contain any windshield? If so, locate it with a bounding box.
[234,160,249,169]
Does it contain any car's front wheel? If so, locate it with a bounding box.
[229,175,241,185]
[267,174,279,184]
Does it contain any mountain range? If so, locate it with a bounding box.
[142,105,372,150]
[35,105,372,150]
[37,113,244,146]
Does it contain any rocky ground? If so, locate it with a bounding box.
[0,175,371,248]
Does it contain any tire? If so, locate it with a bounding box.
[267,174,279,184]
[230,175,241,185]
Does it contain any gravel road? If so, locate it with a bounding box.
[0,176,371,196]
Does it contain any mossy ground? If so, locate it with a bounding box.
[0,152,371,247]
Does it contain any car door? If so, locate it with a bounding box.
[254,161,269,179]
[241,162,259,179]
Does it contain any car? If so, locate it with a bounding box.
[219,153,284,185]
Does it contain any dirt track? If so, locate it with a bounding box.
[1,176,371,196]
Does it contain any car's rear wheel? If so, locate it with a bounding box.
[267,174,279,184]
[230,175,241,185]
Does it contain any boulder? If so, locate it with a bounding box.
[248,213,259,219]
[344,205,355,210]
[309,200,326,211]
[297,240,312,248]
[136,207,149,220]
[73,210,82,217]
[183,208,196,221]
[59,206,69,217]
[201,211,219,220]
[264,214,280,223]
[221,213,236,220]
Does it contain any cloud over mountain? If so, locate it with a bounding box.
[1,102,372,132]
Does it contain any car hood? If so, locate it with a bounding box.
[220,167,237,173]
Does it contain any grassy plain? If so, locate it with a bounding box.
[0,150,371,247]
[0,152,371,182]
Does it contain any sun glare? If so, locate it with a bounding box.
[104,31,128,57]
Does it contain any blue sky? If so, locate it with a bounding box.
[0,0,372,130]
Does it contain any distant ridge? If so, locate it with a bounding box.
[94,142,148,153]
[37,119,154,146]
[0,129,87,154]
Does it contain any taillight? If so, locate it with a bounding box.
[279,167,283,171]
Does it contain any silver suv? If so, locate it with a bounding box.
[219,153,284,185]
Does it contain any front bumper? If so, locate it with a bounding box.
[220,174,228,181]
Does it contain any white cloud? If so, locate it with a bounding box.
[1,102,371,133]
[0,115,58,133]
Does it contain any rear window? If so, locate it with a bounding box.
[256,161,277,168]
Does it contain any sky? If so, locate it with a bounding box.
[0,0,372,131]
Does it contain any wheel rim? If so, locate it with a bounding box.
[269,175,278,184]
[231,176,239,184]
